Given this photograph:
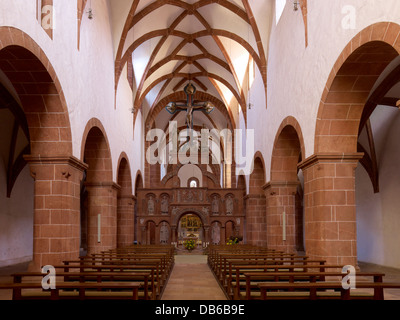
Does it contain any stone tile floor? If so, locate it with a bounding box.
[161,254,227,300]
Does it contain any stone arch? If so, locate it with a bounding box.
[133,170,143,243]
[134,170,144,194]
[246,151,267,246]
[173,210,208,245]
[0,27,73,157]
[306,22,400,266]
[117,153,133,194]
[225,219,237,242]
[249,151,266,194]
[172,208,209,227]
[267,117,305,253]
[81,118,117,254]
[315,22,400,154]
[116,153,134,248]
[271,116,305,181]
[82,122,113,183]
[81,118,112,172]
[0,27,83,269]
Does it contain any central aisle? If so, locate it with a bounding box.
[161,255,227,300]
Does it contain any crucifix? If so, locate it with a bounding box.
[165,83,215,129]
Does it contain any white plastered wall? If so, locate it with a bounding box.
[356,107,400,269]
[0,162,33,267]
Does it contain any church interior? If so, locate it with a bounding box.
[2,0,400,302]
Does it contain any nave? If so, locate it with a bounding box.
[1,245,400,301]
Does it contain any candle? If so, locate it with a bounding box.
[282,212,286,241]
[98,214,101,243]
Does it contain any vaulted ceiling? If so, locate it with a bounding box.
[112,0,270,132]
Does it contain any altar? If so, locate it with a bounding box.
[177,214,203,246]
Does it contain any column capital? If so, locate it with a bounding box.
[84,181,121,191]
[263,181,300,193]
[24,155,88,172]
[298,152,364,171]
[244,194,265,200]
[118,194,137,201]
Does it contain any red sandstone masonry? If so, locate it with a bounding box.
[117,155,135,248]
[25,156,87,271]
[267,119,305,253]
[0,28,77,270]
[246,156,267,247]
[299,153,363,267]
[316,22,400,154]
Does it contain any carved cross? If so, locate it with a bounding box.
[165,83,215,129]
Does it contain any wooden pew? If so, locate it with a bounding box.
[53,263,164,299]
[79,254,173,275]
[257,281,400,300]
[11,271,154,300]
[222,259,325,295]
[0,244,174,301]
[218,257,325,287]
[223,264,346,299]
[207,246,276,269]
[64,258,169,297]
[212,253,309,281]
[239,272,385,300]
[0,282,141,300]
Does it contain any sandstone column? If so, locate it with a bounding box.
[25,155,87,270]
[264,181,299,253]
[299,153,363,266]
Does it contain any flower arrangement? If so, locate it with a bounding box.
[226,235,243,245]
[226,238,239,245]
[183,239,196,251]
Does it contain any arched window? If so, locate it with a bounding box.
[188,178,199,188]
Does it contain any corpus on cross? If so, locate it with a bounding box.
[165,83,215,129]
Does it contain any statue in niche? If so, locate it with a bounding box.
[172,207,179,216]
[160,222,169,244]
[212,195,219,214]
[161,195,169,214]
[211,222,220,245]
[226,196,234,215]
[147,196,155,215]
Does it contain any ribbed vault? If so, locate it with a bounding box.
[114,0,268,132]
